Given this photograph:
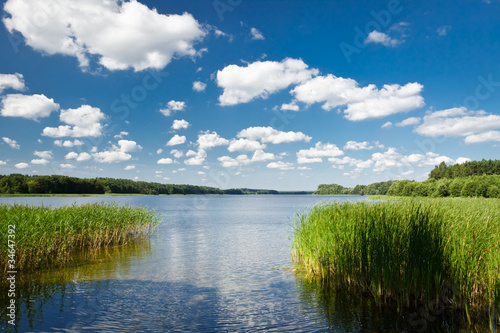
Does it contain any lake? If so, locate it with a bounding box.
[0,195,471,332]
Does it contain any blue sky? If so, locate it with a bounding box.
[0,0,499,191]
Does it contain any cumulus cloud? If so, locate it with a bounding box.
[414,107,500,143]
[464,131,500,144]
[2,137,20,149]
[237,126,311,144]
[344,141,373,150]
[172,119,190,130]
[396,117,421,127]
[116,140,142,153]
[371,148,454,173]
[0,160,6,165]
[1,94,60,120]
[31,158,50,165]
[456,157,471,164]
[3,0,206,71]
[15,162,29,169]
[216,58,318,106]
[65,152,92,161]
[382,121,393,128]
[267,161,294,170]
[365,30,401,47]
[54,139,84,147]
[291,74,424,121]
[34,150,52,159]
[160,100,186,117]
[218,155,251,168]
[227,138,266,152]
[158,158,174,165]
[280,102,300,111]
[114,131,129,139]
[184,149,206,165]
[123,165,135,170]
[437,25,451,37]
[193,81,207,92]
[251,150,275,162]
[166,134,186,146]
[93,151,131,163]
[297,142,344,163]
[197,131,229,149]
[59,163,75,169]
[250,27,265,40]
[170,149,183,158]
[0,73,25,93]
[42,105,105,137]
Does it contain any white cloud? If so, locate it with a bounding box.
[297,142,344,163]
[218,155,251,168]
[216,58,318,106]
[396,117,421,127]
[1,94,60,120]
[291,74,424,121]
[280,102,300,111]
[456,157,471,164]
[116,140,142,153]
[184,149,206,165]
[114,131,129,139]
[54,139,84,147]
[228,138,266,152]
[158,158,174,165]
[65,152,92,162]
[160,100,185,117]
[2,137,20,149]
[93,151,131,163]
[365,30,401,47]
[267,161,294,170]
[414,107,500,143]
[297,166,311,170]
[34,150,52,159]
[237,126,311,144]
[14,162,29,169]
[31,158,50,165]
[370,147,454,173]
[250,27,265,40]
[172,119,190,130]
[166,134,186,146]
[382,121,393,128]
[59,163,75,169]
[193,81,207,92]
[198,171,205,175]
[328,156,363,166]
[344,141,373,150]
[464,131,500,144]
[170,149,183,158]
[3,0,206,71]
[42,105,105,138]
[156,148,163,154]
[0,160,6,165]
[0,73,25,93]
[197,131,229,149]
[251,150,275,162]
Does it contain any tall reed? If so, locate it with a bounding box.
[292,198,500,322]
[0,203,160,271]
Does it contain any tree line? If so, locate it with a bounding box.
[0,174,224,195]
[429,159,500,179]
[317,180,395,196]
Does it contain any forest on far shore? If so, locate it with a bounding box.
[317,159,500,198]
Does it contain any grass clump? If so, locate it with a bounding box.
[0,203,160,271]
[292,198,500,323]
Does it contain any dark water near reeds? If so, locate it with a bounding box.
[0,195,488,332]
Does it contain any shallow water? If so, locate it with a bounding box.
[0,195,489,332]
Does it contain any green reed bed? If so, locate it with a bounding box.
[0,203,160,271]
[292,198,500,323]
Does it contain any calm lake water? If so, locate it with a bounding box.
[0,195,475,332]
